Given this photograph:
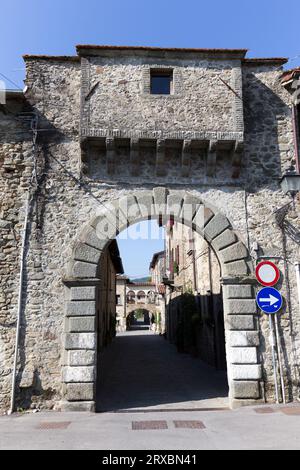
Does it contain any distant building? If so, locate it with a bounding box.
[116,275,129,332]
[149,251,165,287]
[116,278,165,332]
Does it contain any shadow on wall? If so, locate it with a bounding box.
[16,369,56,411]
[167,292,227,371]
[243,73,289,182]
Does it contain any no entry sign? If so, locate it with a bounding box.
[256,261,280,287]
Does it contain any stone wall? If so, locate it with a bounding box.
[0,49,299,412]
[86,58,235,132]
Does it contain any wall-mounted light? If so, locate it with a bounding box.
[280,171,300,196]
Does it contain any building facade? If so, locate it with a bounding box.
[149,251,166,333]
[116,275,128,332]
[116,276,165,332]
[165,220,226,369]
[96,240,123,351]
[0,45,300,412]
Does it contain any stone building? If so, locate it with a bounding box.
[116,276,164,331]
[165,219,226,370]
[116,275,129,332]
[0,44,300,413]
[149,250,166,332]
[150,251,165,287]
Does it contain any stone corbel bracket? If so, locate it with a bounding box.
[80,130,245,180]
[231,140,244,179]
[130,138,140,176]
[156,139,166,176]
[207,139,218,177]
[181,139,192,177]
[106,137,115,175]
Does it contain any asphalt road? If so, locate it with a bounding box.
[1,405,300,450]
[97,328,228,411]
[1,329,300,450]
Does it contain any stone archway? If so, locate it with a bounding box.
[62,187,261,411]
[125,307,153,327]
[126,304,157,317]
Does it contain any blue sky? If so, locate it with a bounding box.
[117,221,165,279]
[1,0,299,277]
[1,0,300,89]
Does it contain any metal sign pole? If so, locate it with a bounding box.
[269,314,280,404]
[274,313,286,404]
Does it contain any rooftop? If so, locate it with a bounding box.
[150,251,165,270]
[22,45,288,65]
[281,67,300,85]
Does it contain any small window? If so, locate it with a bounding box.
[150,70,173,95]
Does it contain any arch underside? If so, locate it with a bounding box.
[62,187,261,411]
[126,304,158,316]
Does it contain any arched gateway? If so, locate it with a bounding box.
[62,187,260,411]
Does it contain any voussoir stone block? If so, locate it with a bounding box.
[167,192,184,218]
[182,194,202,219]
[80,227,105,252]
[224,299,257,315]
[72,261,98,278]
[231,364,262,380]
[65,333,96,350]
[119,195,141,226]
[226,315,255,330]
[92,213,118,240]
[66,301,96,317]
[153,187,169,213]
[228,347,258,364]
[69,316,95,332]
[136,192,154,219]
[74,242,102,264]
[192,205,214,232]
[70,287,96,301]
[211,229,237,251]
[232,381,260,399]
[204,213,230,242]
[219,242,248,263]
[62,366,95,383]
[223,285,253,299]
[227,331,260,347]
[68,350,96,366]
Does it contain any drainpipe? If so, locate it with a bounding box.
[8,192,30,415]
[292,106,300,174]
[295,263,300,316]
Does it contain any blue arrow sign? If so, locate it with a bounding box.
[256,287,283,314]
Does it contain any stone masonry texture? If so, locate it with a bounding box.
[0,46,299,412]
